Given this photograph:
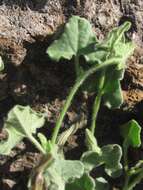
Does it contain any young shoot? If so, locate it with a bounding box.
[47,15,135,142]
[120,120,143,190]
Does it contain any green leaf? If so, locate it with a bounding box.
[103,80,123,108]
[66,174,95,190]
[85,22,134,64]
[100,22,134,108]
[101,144,122,177]
[0,56,4,72]
[82,22,135,108]
[44,157,84,190]
[0,105,45,155]
[104,22,134,68]
[95,177,109,190]
[85,129,101,153]
[81,151,103,172]
[38,133,52,153]
[120,119,141,148]
[47,16,134,109]
[47,15,97,61]
[102,68,124,108]
[81,139,122,177]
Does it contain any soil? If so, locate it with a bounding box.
[0,0,143,190]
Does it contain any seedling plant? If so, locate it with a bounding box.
[0,16,143,190]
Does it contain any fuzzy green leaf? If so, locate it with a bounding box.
[120,119,141,148]
[85,129,101,153]
[47,15,97,61]
[82,22,135,108]
[0,105,45,155]
[38,133,52,153]
[102,68,124,108]
[102,144,122,177]
[47,16,134,109]
[66,173,95,190]
[81,151,103,172]
[85,22,134,65]
[81,139,122,178]
[44,157,84,190]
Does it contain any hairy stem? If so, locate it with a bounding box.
[29,154,54,190]
[51,58,120,145]
[123,175,130,190]
[90,70,105,134]
[127,171,143,190]
[122,142,130,190]
[29,135,46,155]
[123,143,129,172]
[123,165,143,190]
[18,123,46,154]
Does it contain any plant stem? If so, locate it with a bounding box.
[29,135,46,155]
[90,91,102,134]
[123,142,129,172]
[29,154,54,190]
[123,166,143,190]
[122,174,130,190]
[19,123,46,154]
[127,171,143,190]
[51,58,120,145]
[122,142,130,190]
[90,70,105,134]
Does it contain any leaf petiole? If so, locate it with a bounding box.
[51,58,121,145]
[28,134,46,155]
[90,69,105,135]
[128,170,143,190]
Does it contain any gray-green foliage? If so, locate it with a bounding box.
[120,120,143,190]
[0,105,45,155]
[81,130,122,178]
[47,15,97,61]
[120,119,141,148]
[85,21,134,64]
[0,104,84,190]
[47,16,135,108]
[66,174,95,190]
[0,16,136,190]
[84,20,135,108]
[46,16,135,189]
[44,155,84,190]
[66,130,119,190]
[38,133,53,153]
[66,173,109,190]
